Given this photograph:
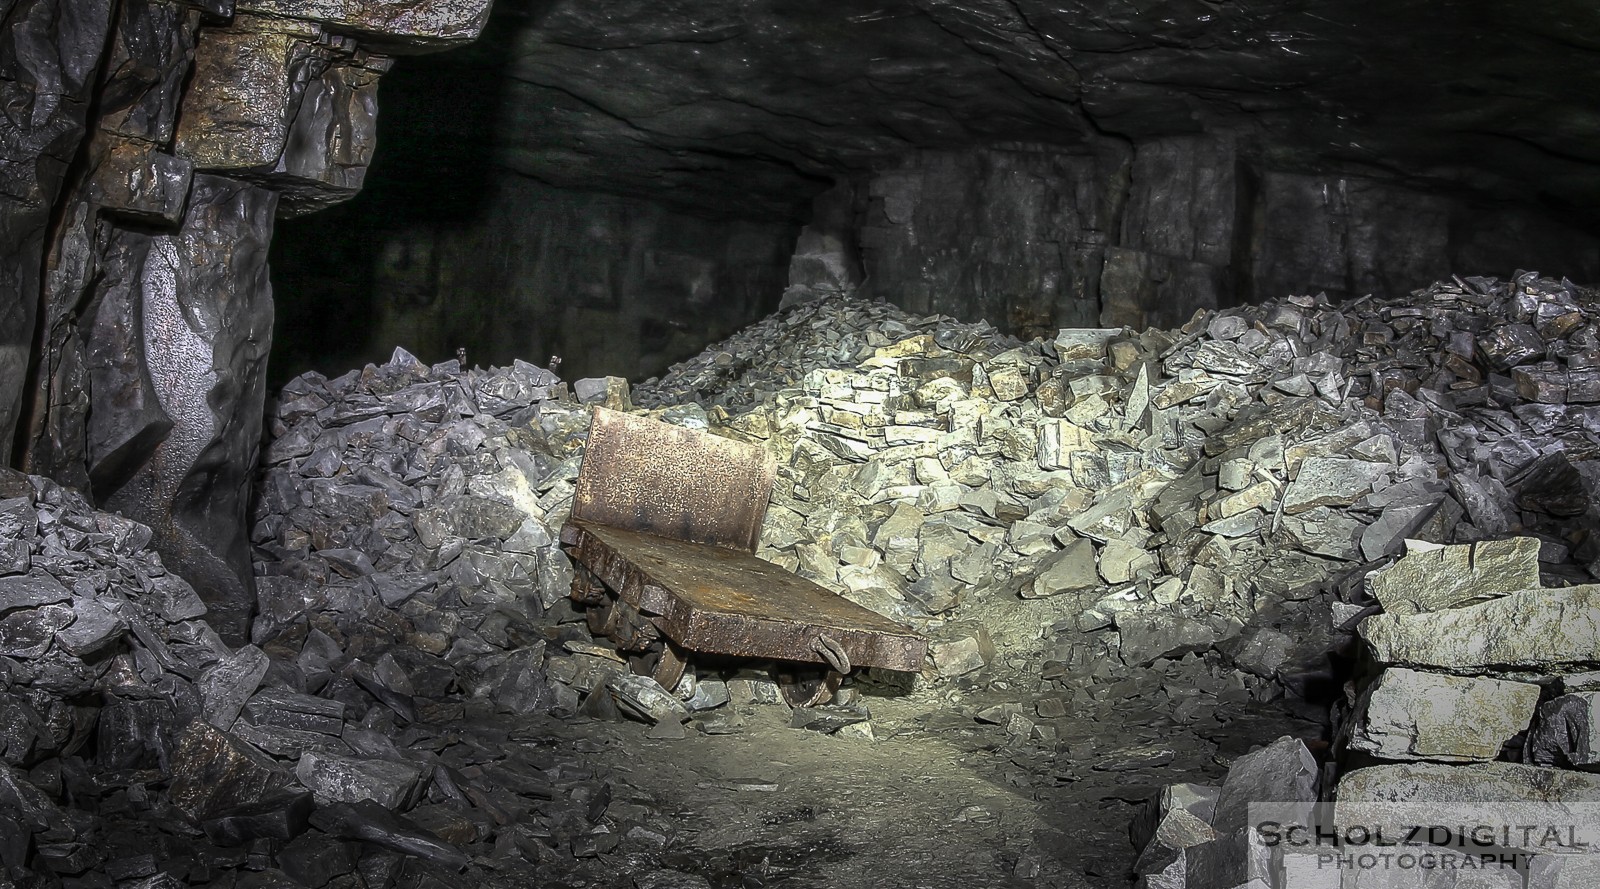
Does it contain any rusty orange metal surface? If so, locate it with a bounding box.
[570,407,774,553]
[562,519,927,673]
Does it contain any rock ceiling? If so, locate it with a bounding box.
[435,0,1600,222]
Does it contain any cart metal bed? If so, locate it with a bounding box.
[559,407,927,705]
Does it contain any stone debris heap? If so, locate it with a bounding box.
[1133,537,1600,889]
[635,273,1600,706]
[0,353,709,889]
[634,295,1019,413]
[5,270,1600,889]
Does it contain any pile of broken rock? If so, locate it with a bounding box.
[641,271,1600,705]
[0,356,704,889]
[5,270,1600,889]
[1133,536,1600,888]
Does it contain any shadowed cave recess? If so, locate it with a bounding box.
[5,1,1600,889]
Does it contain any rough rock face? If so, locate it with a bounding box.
[1337,760,1600,806]
[1360,586,1600,674]
[487,0,1600,224]
[273,175,799,383]
[2,0,491,640]
[268,2,1600,387]
[0,0,117,468]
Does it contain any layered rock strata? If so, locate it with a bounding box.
[2,0,491,641]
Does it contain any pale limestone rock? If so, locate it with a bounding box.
[1099,538,1157,584]
[1053,328,1119,362]
[1347,668,1540,762]
[1281,456,1389,514]
[930,624,993,677]
[1336,759,1600,804]
[986,364,1028,401]
[1218,458,1253,491]
[1367,537,1542,615]
[1360,585,1600,673]
[1211,479,1275,518]
[1335,762,1600,853]
[1117,614,1219,665]
[1035,418,1094,470]
[1026,539,1099,599]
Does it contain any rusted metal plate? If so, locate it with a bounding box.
[563,520,927,673]
[570,407,774,553]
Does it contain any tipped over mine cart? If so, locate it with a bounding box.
[560,407,928,708]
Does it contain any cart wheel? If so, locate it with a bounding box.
[651,641,688,693]
[613,601,660,653]
[629,638,688,692]
[774,666,843,708]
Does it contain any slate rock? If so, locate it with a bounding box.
[1525,692,1600,771]
[233,722,354,759]
[201,791,317,845]
[0,540,28,576]
[0,573,70,613]
[1368,537,1542,615]
[1347,668,1540,762]
[1281,457,1389,514]
[607,674,690,725]
[148,573,209,622]
[276,830,357,889]
[296,751,425,809]
[97,697,177,770]
[1183,737,1318,889]
[487,645,556,716]
[1360,585,1600,672]
[1131,783,1218,852]
[413,495,525,549]
[789,703,870,733]
[1339,759,1600,805]
[929,624,993,677]
[243,687,347,735]
[199,645,272,730]
[54,597,127,658]
[1211,736,1319,835]
[1335,762,1600,848]
[1132,806,1215,879]
[682,679,731,711]
[0,603,74,659]
[1024,539,1098,599]
[0,498,38,542]
[1117,614,1219,666]
[168,720,304,822]
[310,800,470,869]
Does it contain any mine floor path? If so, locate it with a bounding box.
[497,676,1316,889]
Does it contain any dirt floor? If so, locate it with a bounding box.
[487,661,1323,889]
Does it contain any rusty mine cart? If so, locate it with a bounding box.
[559,407,928,708]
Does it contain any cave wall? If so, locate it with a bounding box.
[273,176,798,383]
[0,0,118,469]
[1,0,491,641]
[853,146,1128,339]
[280,131,1600,391]
[812,137,1600,335]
